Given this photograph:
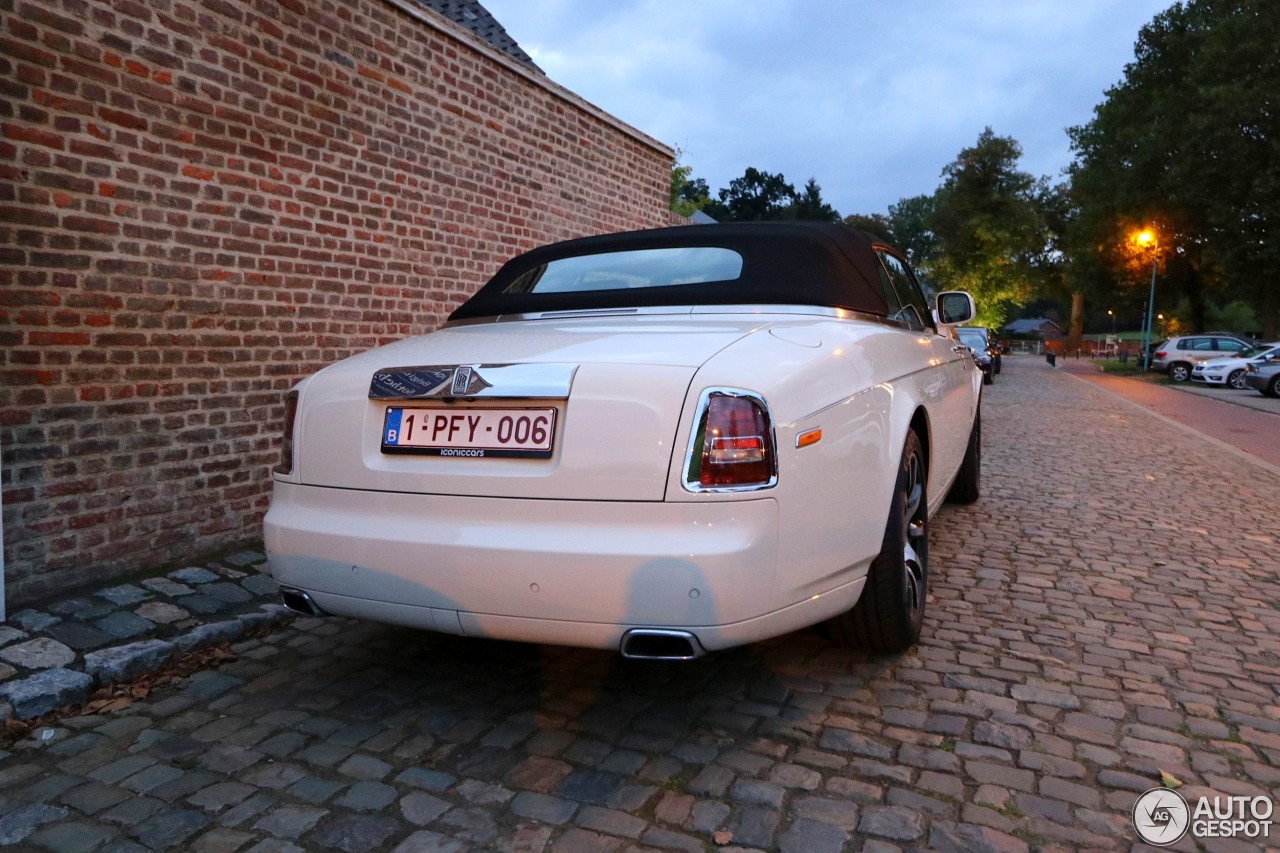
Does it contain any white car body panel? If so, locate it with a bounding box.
[1191,343,1280,385]
[265,306,979,651]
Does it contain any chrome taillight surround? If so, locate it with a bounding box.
[274,389,299,476]
[681,387,778,493]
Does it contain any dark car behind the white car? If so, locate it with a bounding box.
[1243,357,1280,397]
[956,327,996,385]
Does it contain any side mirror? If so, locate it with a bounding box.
[935,291,976,327]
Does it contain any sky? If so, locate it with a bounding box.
[481,0,1174,218]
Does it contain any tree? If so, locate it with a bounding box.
[1067,0,1280,338]
[790,178,841,222]
[921,128,1049,327]
[705,168,797,222]
[669,163,710,217]
[843,212,896,245]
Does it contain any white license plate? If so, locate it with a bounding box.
[381,407,556,458]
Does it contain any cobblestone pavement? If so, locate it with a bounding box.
[2,356,1280,852]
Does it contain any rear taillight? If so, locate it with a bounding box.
[274,389,299,476]
[684,390,776,491]
[1154,351,1167,359]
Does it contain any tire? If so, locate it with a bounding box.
[828,430,928,653]
[982,367,994,385]
[947,409,981,504]
[1169,363,1192,382]
[1267,376,1280,398]
[1227,369,1246,390]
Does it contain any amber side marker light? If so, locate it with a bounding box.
[795,428,823,449]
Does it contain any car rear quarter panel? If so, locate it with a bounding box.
[673,318,963,613]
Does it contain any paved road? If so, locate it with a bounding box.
[3,357,1280,852]
[1056,355,1280,472]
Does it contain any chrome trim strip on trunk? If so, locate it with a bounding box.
[369,363,578,400]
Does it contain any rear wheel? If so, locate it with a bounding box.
[1228,369,1246,390]
[828,431,928,652]
[1267,376,1280,398]
[1169,363,1192,382]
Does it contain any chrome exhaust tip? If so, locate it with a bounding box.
[279,587,325,617]
[619,629,705,661]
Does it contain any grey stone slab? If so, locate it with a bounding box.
[8,609,61,632]
[27,820,118,853]
[395,767,456,792]
[242,573,279,595]
[0,625,28,647]
[133,809,211,849]
[203,581,253,604]
[0,803,68,845]
[175,594,228,615]
[97,584,152,606]
[44,621,115,651]
[225,550,266,567]
[510,791,577,825]
[253,805,327,839]
[778,818,849,853]
[182,671,243,700]
[94,610,157,640]
[0,636,76,669]
[307,815,402,853]
[555,770,623,805]
[286,776,346,805]
[400,791,451,825]
[171,567,219,584]
[390,830,468,853]
[174,621,244,653]
[0,667,94,718]
[334,781,398,811]
[101,795,166,827]
[48,597,97,617]
[134,602,190,624]
[59,782,132,816]
[84,639,176,685]
[142,578,194,597]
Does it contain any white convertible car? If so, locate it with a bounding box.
[265,222,982,659]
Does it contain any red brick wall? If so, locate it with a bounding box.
[0,0,677,603]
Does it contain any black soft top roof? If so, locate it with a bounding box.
[448,222,893,321]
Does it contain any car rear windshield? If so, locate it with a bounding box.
[503,247,744,294]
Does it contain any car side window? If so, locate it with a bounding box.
[875,250,929,332]
[1218,340,1247,352]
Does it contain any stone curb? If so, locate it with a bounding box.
[0,549,294,722]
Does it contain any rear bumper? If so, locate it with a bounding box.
[264,483,863,652]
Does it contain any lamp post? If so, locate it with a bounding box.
[1137,229,1158,370]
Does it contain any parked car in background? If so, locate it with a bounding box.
[1243,357,1280,398]
[265,222,983,659]
[956,326,997,384]
[1150,334,1252,381]
[1192,342,1280,389]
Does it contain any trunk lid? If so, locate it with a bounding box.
[294,315,763,501]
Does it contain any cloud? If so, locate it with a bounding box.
[484,0,1169,216]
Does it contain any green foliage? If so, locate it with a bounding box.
[702,169,841,222]
[705,167,797,221]
[1067,0,1280,338]
[843,212,896,244]
[669,162,710,217]
[913,128,1050,327]
[791,178,841,222]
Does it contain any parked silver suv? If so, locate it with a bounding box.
[1150,334,1252,381]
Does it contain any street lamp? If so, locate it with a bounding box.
[1137,229,1159,370]
[1107,309,1116,335]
